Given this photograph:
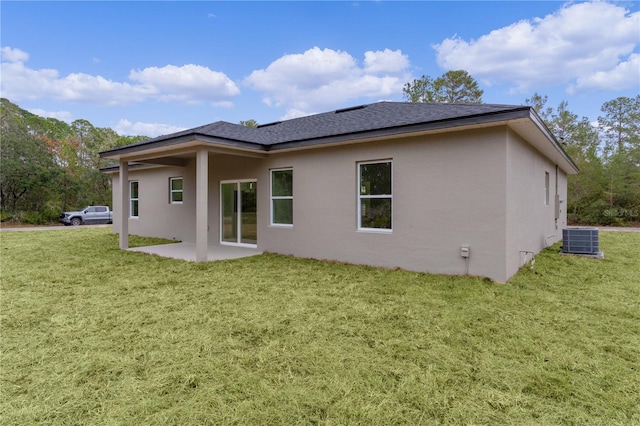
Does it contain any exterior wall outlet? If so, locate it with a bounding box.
[460,246,470,258]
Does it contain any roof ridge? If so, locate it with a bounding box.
[192,120,231,132]
[100,101,537,157]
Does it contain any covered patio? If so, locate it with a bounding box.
[128,242,262,262]
[106,141,266,262]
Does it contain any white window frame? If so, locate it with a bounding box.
[219,179,258,248]
[130,180,139,218]
[270,168,293,227]
[357,160,392,233]
[169,177,183,204]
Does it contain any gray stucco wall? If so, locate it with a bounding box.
[111,125,568,283]
[112,165,197,242]
[505,129,568,279]
[258,127,508,281]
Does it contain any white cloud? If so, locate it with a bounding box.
[0,46,240,106]
[247,47,359,91]
[570,53,640,93]
[113,119,187,138]
[280,108,311,120]
[364,48,410,74]
[433,1,640,93]
[245,46,411,118]
[129,64,240,104]
[1,51,151,105]
[27,108,74,122]
[1,46,29,63]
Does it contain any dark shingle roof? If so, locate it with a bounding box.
[255,102,528,147]
[101,101,530,156]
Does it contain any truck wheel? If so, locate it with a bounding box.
[71,218,82,226]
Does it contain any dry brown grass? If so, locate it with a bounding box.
[1,229,639,425]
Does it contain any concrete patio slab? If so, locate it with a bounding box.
[128,242,262,262]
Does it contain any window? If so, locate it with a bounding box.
[271,168,293,226]
[96,206,107,213]
[545,172,550,205]
[169,177,183,204]
[130,181,139,218]
[358,161,392,231]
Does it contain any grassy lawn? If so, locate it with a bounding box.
[1,229,639,425]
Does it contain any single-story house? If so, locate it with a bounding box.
[100,101,578,283]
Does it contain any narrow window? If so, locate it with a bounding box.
[358,161,392,231]
[169,177,183,204]
[271,168,293,226]
[130,180,139,218]
[545,172,550,205]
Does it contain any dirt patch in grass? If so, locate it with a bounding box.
[1,228,639,424]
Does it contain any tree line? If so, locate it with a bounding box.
[0,98,146,223]
[523,93,639,225]
[1,71,638,225]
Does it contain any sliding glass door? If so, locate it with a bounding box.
[221,180,257,246]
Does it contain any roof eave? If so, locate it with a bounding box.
[527,109,580,174]
[99,132,266,160]
[99,162,164,174]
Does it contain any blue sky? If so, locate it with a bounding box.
[1,1,639,137]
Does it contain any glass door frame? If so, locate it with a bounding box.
[219,179,258,248]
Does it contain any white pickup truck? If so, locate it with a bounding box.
[59,206,113,226]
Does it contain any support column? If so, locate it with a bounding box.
[196,149,209,261]
[119,160,129,249]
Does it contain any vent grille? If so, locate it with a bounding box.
[562,228,599,255]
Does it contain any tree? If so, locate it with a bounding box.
[524,93,554,124]
[239,119,259,127]
[597,96,640,219]
[0,117,57,213]
[402,75,435,102]
[598,95,640,155]
[403,70,483,104]
[116,135,148,147]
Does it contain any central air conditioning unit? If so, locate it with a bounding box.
[561,227,603,257]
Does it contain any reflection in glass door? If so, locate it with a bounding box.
[221,183,237,244]
[221,180,257,246]
[240,182,257,244]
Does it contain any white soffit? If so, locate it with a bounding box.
[508,117,578,175]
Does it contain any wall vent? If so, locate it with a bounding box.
[562,227,600,255]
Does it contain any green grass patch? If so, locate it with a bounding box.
[1,229,639,425]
